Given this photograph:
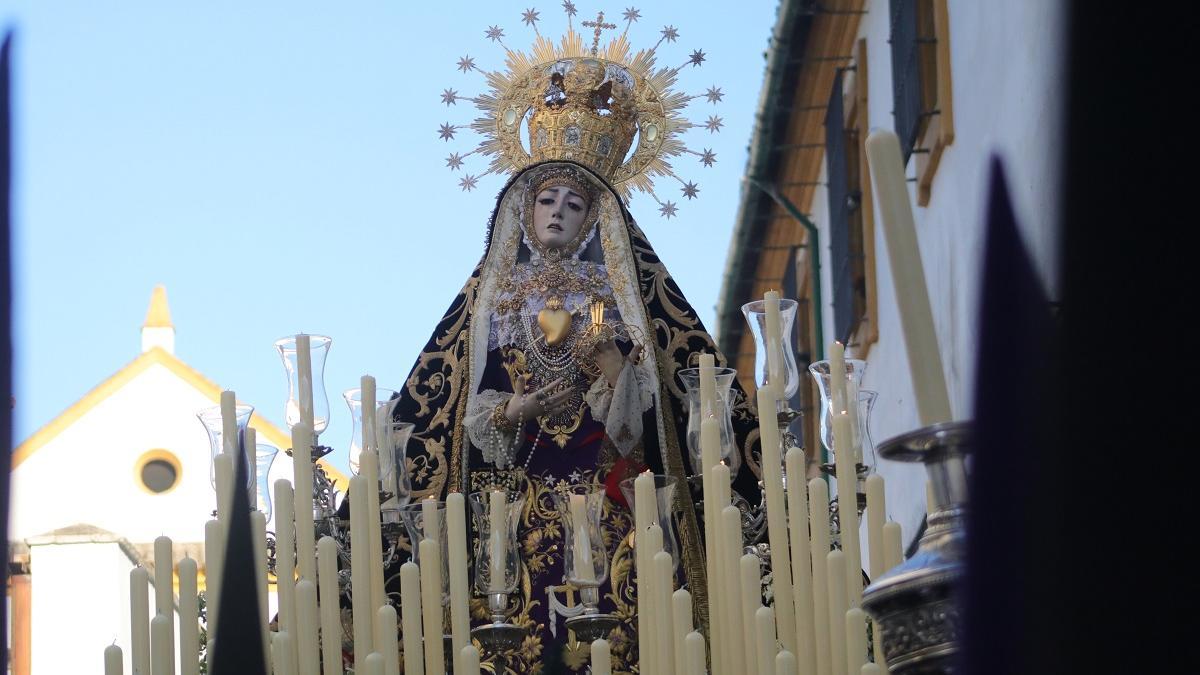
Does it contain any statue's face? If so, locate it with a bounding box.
[532,185,590,251]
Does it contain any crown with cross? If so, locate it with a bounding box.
[438,4,725,219]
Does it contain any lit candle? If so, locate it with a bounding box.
[488,489,506,593]
[827,549,848,675]
[756,605,778,675]
[672,589,692,675]
[654,550,676,674]
[275,479,298,661]
[757,386,797,658]
[721,507,747,673]
[460,645,483,675]
[845,607,868,675]
[591,638,612,675]
[419,539,445,675]
[570,494,596,583]
[152,536,175,670]
[295,579,320,675]
[399,561,425,675]
[883,522,904,570]
[178,556,199,675]
[421,495,440,546]
[292,422,316,582]
[739,554,762,673]
[250,510,269,666]
[272,632,296,675]
[104,644,122,675]
[786,449,816,675]
[349,475,373,666]
[864,130,953,426]
[151,614,172,675]
[376,604,400,675]
[685,631,706,675]
[362,450,387,612]
[296,334,314,430]
[220,390,238,456]
[809,479,832,675]
[833,412,863,608]
[202,519,222,643]
[362,653,385,675]
[446,492,471,664]
[130,566,150,675]
[317,536,344,675]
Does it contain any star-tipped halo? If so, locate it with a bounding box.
[438,123,458,141]
[681,181,700,199]
[446,153,465,170]
[704,115,724,133]
[485,25,505,41]
[522,8,540,26]
[459,174,479,191]
[562,1,577,17]
[688,49,706,67]
[699,149,717,167]
[704,86,723,104]
[441,88,460,106]
[456,55,476,73]
[622,7,641,22]
[661,25,679,42]
[659,201,678,218]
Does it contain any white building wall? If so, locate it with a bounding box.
[807,0,1065,551]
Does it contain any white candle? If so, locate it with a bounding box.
[829,341,848,414]
[362,450,387,612]
[764,290,785,396]
[460,645,483,675]
[699,418,725,675]
[845,607,868,675]
[250,510,269,666]
[883,522,904,570]
[827,550,848,675]
[349,475,373,667]
[712,462,734,675]
[104,644,122,675]
[654,551,677,675]
[570,494,596,583]
[446,492,471,664]
[864,130,953,426]
[292,422,316,582]
[376,604,401,675]
[419,539,445,675]
[862,664,885,675]
[833,413,863,608]
[865,475,886,579]
[592,638,612,675]
[296,334,314,430]
[317,536,344,675]
[756,605,778,675]
[757,386,797,658]
[220,390,238,456]
[786,449,816,675]
[777,649,797,675]
[361,652,384,675]
[739,554,761,673]
[295,580,320,675]
[640,524,664,675]
[272,632,297,675]
[721,507,747,673]
[245,426,257,504]
[152,536,175,670]
[672,589,692,675]
[130,566,150,675]
[399,562,425,675]
[275,479,298,662]
[202,519,223,643]
[178,557,199,675]
[151,614,172,675]
[684,631,706,675]
[214,453,234,527]
[361,375,377,455]
[488,489,506,593]
[809,479,832,675]
[698,352,716,415]
[421,495,440,546]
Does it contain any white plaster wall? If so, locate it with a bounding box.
[11,361,297,545]
[805,0,1065,554]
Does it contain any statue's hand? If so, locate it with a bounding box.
[595,340,643,388]
[506,375,573,423]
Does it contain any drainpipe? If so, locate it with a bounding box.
[746,177,825,363]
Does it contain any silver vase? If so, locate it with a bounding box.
[861,421,970,674]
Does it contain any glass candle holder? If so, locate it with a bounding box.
[378,419,415,512]
[740,298,801,401]
[254,443,279,521]
[469,489,526,597]
[196,403,254,489]
[808,358,868,460]
[551,484,609,589]
[398,500,450,600]
[274,334,331,437]
[342,387,399,474]
[677,367,741,477]
[618,474,680,573]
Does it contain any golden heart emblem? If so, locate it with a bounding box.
[538,307,573,346]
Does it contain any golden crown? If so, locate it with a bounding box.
[438,5,724,218]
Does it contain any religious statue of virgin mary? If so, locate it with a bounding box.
[390,10,763,672]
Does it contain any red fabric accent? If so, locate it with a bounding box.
[605,455,648,510]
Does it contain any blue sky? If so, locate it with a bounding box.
[1,1,779,474]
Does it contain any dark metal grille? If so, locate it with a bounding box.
[890,0,924,162]
[825,69,857,344]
